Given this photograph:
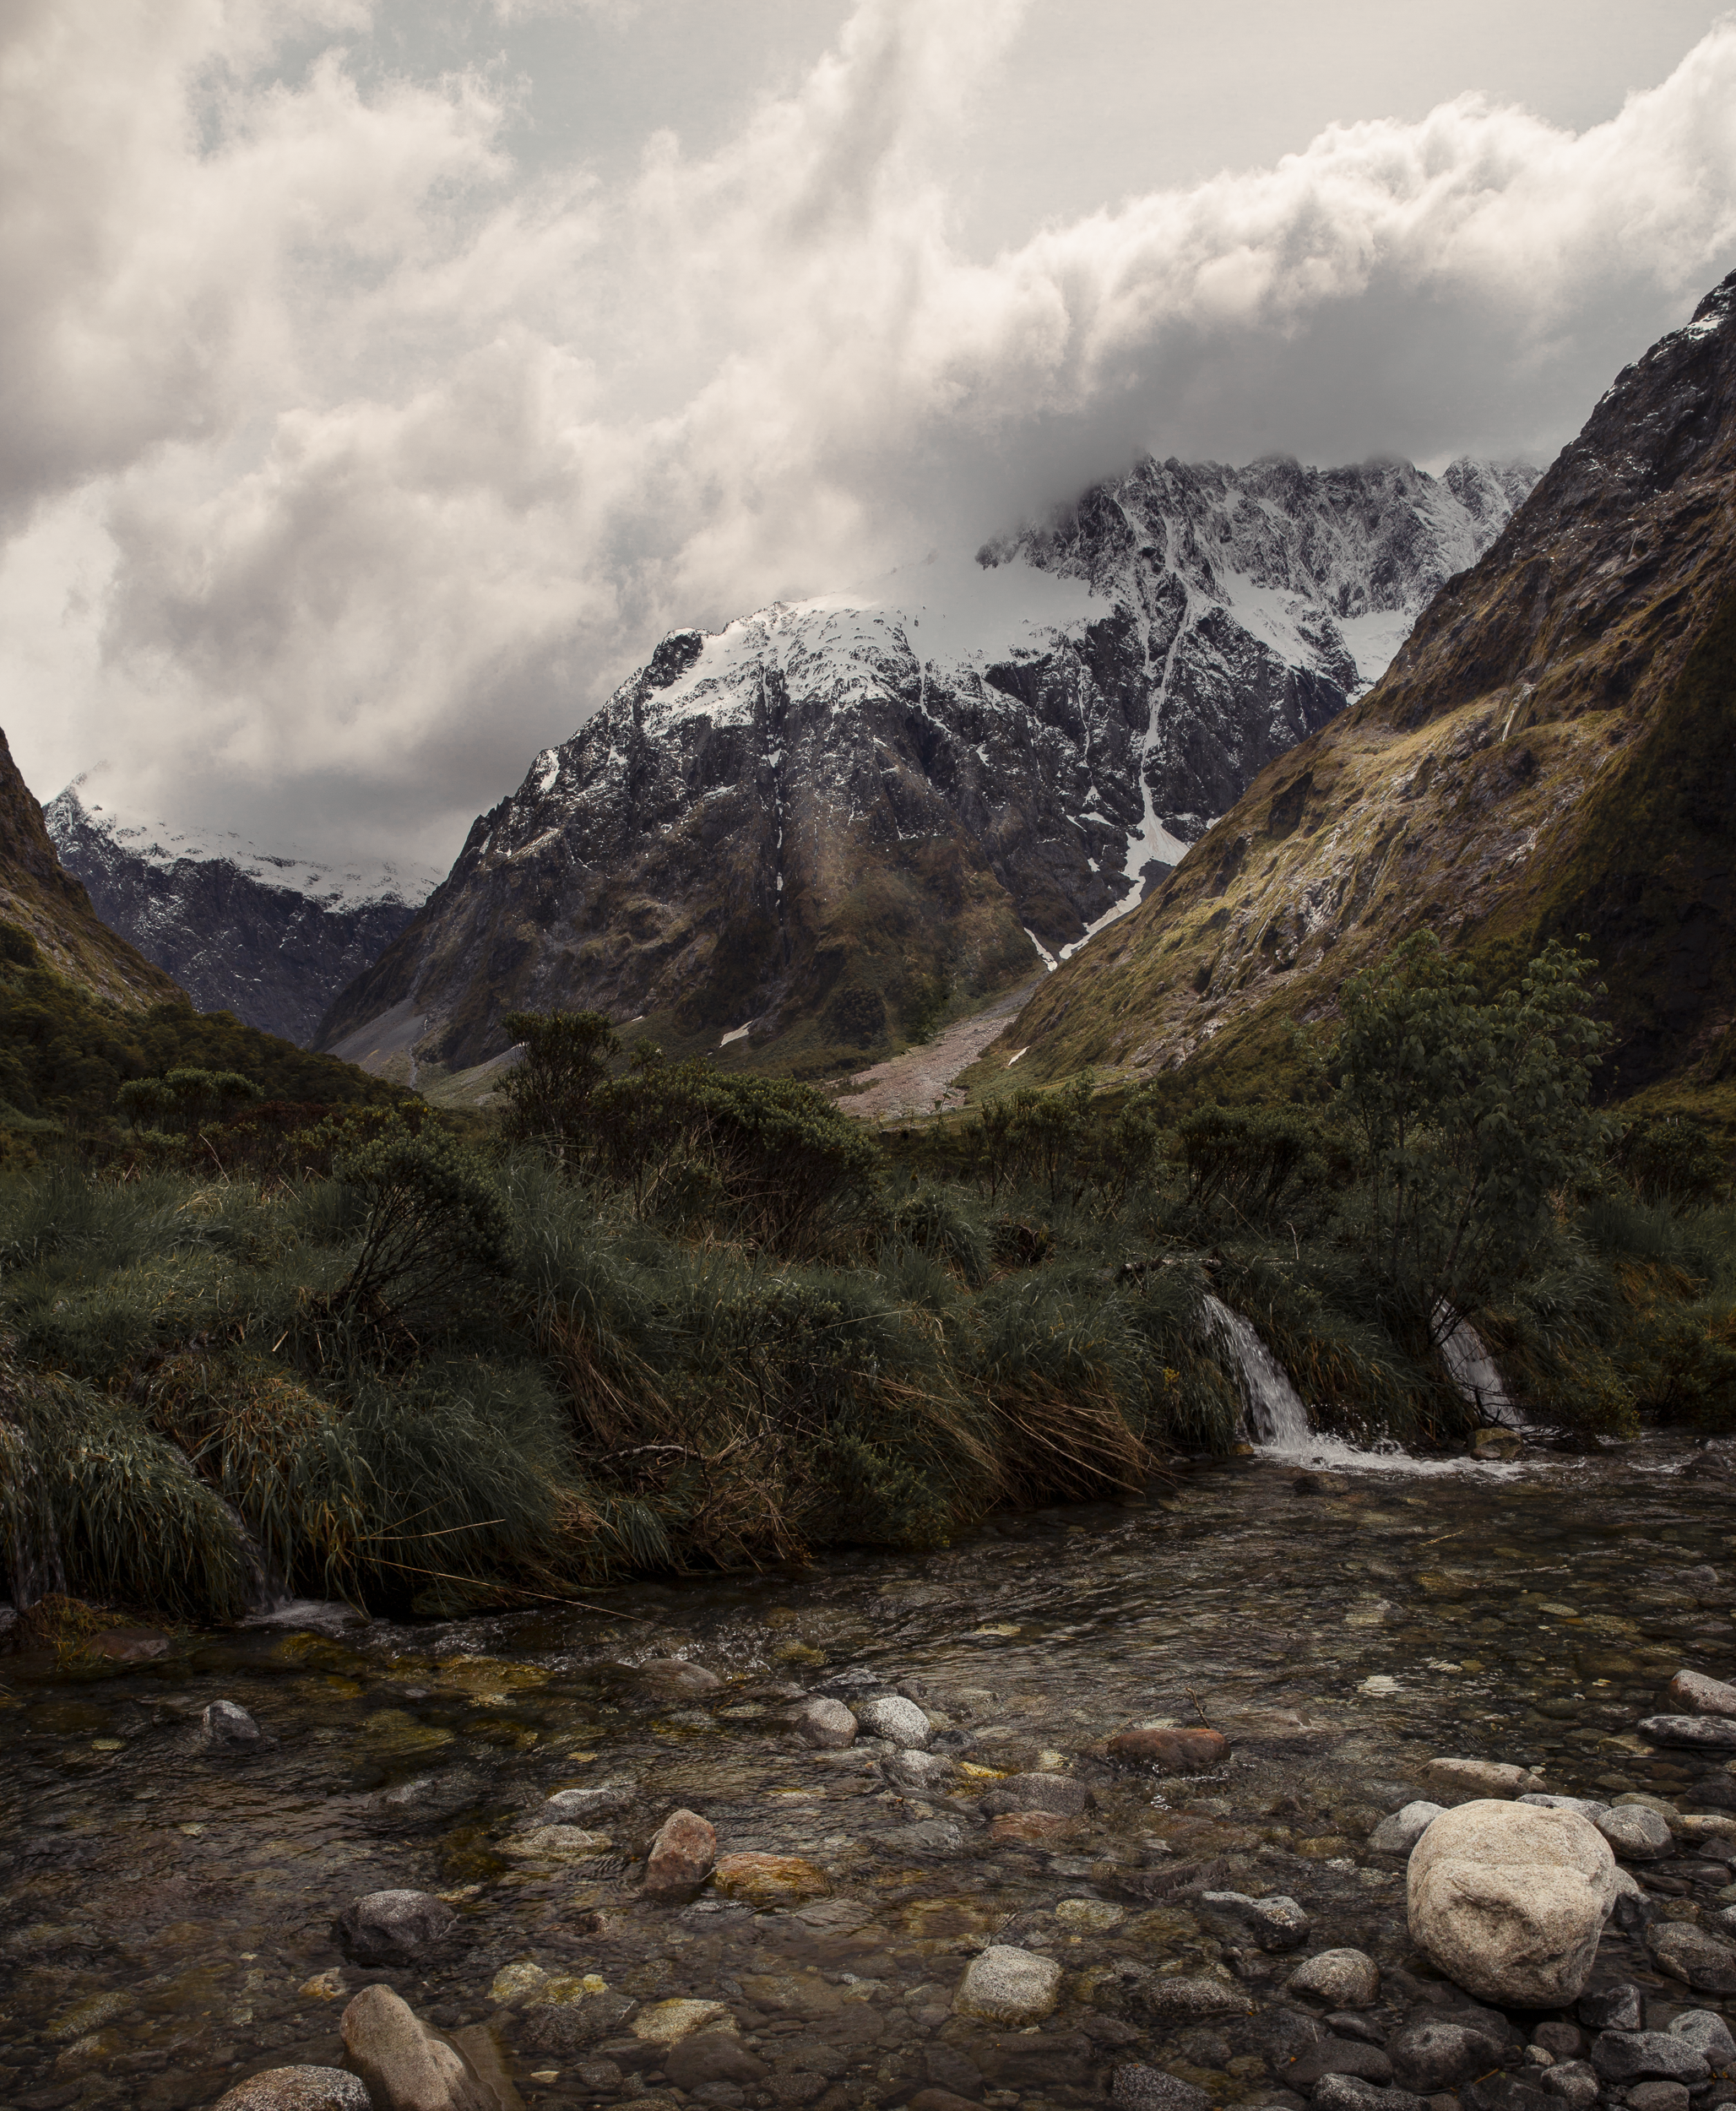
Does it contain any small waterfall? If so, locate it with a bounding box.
[217,1496,293,1618]
[1202,1294,1313,1450]
[1435,1304,1522,1427]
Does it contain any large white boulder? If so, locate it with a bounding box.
[1408,1798,1618,2005]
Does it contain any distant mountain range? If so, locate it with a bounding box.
[986,269,1736,1104]
[316,451,1535,1078]
[46,779,440,1046]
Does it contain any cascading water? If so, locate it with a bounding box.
[1435,1303,1522,1427]
[1202,1294,1312,1449]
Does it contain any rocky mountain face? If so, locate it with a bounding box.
[0,732,180,1010]
[317,453,1536,1077]
[46,780,439,1047]
[992,271,1736,1100]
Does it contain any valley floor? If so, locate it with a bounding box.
[838,981,1039,1122]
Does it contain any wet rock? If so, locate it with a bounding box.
[990,1810,1077,1844]
[1471,1429,1522,1462]
[1577,1983,1643,2032]
[1518,1794,1612,1821]
[1647,1921,1736,1993]
[1289,2039,1396,2088]
[1199,1891,1311,1951]
[90,1628,171,1663]
[363,1772,485,1829]
[212,2069,371,2110]
[907,2095,984,2111]
[1107,1725,1229,1771]
[1137,1976,1256,2018]
[1112,2065,1212,2111]
[795,1699,856,1749]
[1056,1897,1126,1932]
[1614,1792,1684,1831]
[1537,2060,1598,2109]
[1327,2016,1387,2048]
[1387,2021,1508,2092]
[1625,2084,1690,2111]
[643,1809,716,1901]
[1408,1799,1616,2006]
[879,1817,967,1856]
[979,1772,1091,1816]
[925,2045,986,2099]
[1311,2077,1426,2111]
[335,1889,457,1967]
[631,1999,735,2043]
[200,1700,263,1750]
[1530,2024,1585,2060]
[340,1985,496,2111]
[1639,1716,1736,1751]
[710,1853,829,1906]
[1680,1814,1736,1847]
[636,1658,723,1696]
[1598,1806,1676,1861]
[1289,1951,1381,2009]
[974,2028,1094,2090]
[665,2038,768,2091]
[952,1945,1063,2024]
[1668,2010,1736,2065]
[544,1781,636,1821]
[502,1825,613,1859]
[855,1696,932,1748]
[1421,1759,1538,1802]
[1669,1671,1736,1718]
[882,1750,957,1796]
[1589,2032,1709,2085]
[1293,1473,1353,1495]
[1369,1804,1446,1853]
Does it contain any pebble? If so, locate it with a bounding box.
[1367,1804,1445,1853]
[334,1889,457,1967]
[710,1853,829,1906]
[643,1809,716,1901]
[795,1699,856,1749]
[1589,2033,1709,2085]
[632,1999,735,2043]
[212,2068,370,2110]
[1106,1725,1229,1771]
[882,1750,957,1796]
[1288,1949,1381,2008]
[854,1695,932,1748]
[1137,1976,1254,2017]
[1648,1921,1736,1993]
[1198,1890,1311,1951]
[952,1945,1063,2025]
[1639,1715,1736,1750]
[1597,1805,1675,1860]
[1113,2065,1212,2111]
[199,1700,263,1750]
[978,1772,1091,1816]
[1670,1670,1736,1718]
[1420,1758,1537,1801]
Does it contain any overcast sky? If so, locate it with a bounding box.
[5,0,1736,866]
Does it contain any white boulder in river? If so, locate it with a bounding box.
[1408,1798,1618,2005]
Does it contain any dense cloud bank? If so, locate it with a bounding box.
[3,0,1735,861]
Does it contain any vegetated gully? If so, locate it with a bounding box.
[4,1441,1736,2111]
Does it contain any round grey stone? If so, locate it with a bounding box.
[212,2070,369,2111]
[334,1888,457,1966]
[200,1700,262,1749]
[1289,1949,1381,2009]
[1113,2067,1212,2111]
[1590,2033,1708,2086]
[1597,1806,1675,1861]
[952,1945,1062,2025]
[1667,2010,1736,2065]
[855,1694,932,1749]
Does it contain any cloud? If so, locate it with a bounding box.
[3,0,1735,864]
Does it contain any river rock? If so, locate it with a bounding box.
[636,1658,722,1696]
[1597,1805,1675,1860]
[1107,1726,1229,1771]
[1289,1950,1381,2008]
[1576,1983,1643,2032]
[643,1809,716,1900]
[1137,1976,1254,2018]
[711,1853,829,1906]
[1638,1715,1736,1750]
[1625,2085,1690,2111]
[1199,1891,1310,1951]
[990,1810,1077,1843]
[1421,1758,1538,1802]
[1537,2061,1598,2110]
[1519,1794,1612,1821]
[1311,2077,1427,2111]
[795,1699,856,1749]
[1288,2039,1395,2088]
[979,1772,1091,1816]
[1112,2065,1211,2111]
[1590,2033,1709,2085]
[953,1945,1062,2025]
[200,1700,263,1750]
[665,2037,769,2091]
[213,2070,371,2110]
[1670,1670,1736,1718]
[545,1782,635,1821]
[1647,1921,1736,1993]
[855,1696,932,1748]
[363,1772,485,1829]
[1407,1799,1616,2005]
[1388,2021,1508,2093]
[1369,1803,1445,1853]
[632,1999,735,2043]
[335,1889,457,1966]
[883,1750,956,1796]
[340,1985,496,2111]
[1532,2024,1584,2060]
[1669,2011,1736,2066]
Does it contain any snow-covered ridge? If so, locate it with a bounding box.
[46,776,442,912]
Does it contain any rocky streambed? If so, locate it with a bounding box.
[6,1437,1736,2111]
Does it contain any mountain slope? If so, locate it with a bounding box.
[46,779,438,1047]
[988,271,1736,1099]
[0,729,180,1009]
[318,453,1534,1077]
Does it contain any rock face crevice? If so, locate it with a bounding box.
[317,454,1534,1074]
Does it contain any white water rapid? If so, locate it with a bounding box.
[1202,1294,1312,1448]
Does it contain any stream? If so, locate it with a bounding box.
[4,1435,1736,2111]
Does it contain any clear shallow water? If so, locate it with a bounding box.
[5,1435,1736,2111]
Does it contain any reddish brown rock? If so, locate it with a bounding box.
[643,1808,717,1900]
[711,1852,829,1905]
[89,1629,171,1662]
[990,1810,1077,1844]
[1107,1726,1228,1771]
